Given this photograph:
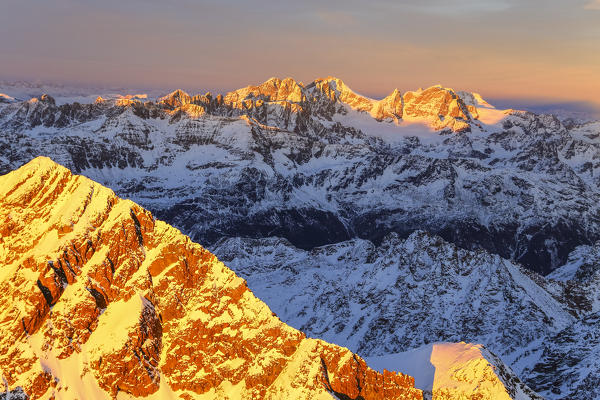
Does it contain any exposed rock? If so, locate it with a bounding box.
[371,88,404,121]
[0,157,422,400]
[402,86,473,131]
[157,89,192,109]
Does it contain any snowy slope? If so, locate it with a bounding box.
[367,342,542,400]
[527,241,600,398]
[212,231,597,400]
[0,77,599,274]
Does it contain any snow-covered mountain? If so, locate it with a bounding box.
[529,242,600,398]
[211,231,599,399]
[2,74,598,398]
[213,231,574,358]
[0,157,543,400]
[1,77,600,274]
[547,241,600,312]
[367,342,542,400]
[0,80,164,106]
[0,157,424,400]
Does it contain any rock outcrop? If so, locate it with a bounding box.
[0,157,422,400]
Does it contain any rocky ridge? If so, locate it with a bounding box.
[0,157,422,400]
[0,77,477,133]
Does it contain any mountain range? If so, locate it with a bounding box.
[2,77,600,275]
[0,157,543,400]
[1,77,599,399]
[213,231,599,399]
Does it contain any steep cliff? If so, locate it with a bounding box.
[0,157,422,400]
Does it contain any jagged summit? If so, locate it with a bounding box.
[157,89,192,109]
[224,76,305,104]
[0,157,422,400]
[216,76,482,131]
[0,75,495,134]
[20,94,57,106]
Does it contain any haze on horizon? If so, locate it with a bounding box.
[1,0,599,109]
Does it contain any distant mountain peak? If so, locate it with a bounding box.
[0,76,503,134]
[157,89,192,109]
[224,76,305,105]
[0,93,17,103]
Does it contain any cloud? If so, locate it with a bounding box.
[401,0,512,16]
[584,0,600,9]
[315,10,357,26]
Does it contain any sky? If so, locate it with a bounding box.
[1,0,599,109]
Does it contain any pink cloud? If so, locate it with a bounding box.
[585,0,600,9]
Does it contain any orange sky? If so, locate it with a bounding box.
[1,0,599,108]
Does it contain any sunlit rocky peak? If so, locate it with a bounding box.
[0,157,423,400]
[157,89,192,109]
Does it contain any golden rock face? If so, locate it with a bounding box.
[0,157,422,400]
[150,77,478,133]
[0,77,482,136]
[225,77,306,105]
[402,86,473,131]
[217,77,477,132]
[157,89,193,109]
